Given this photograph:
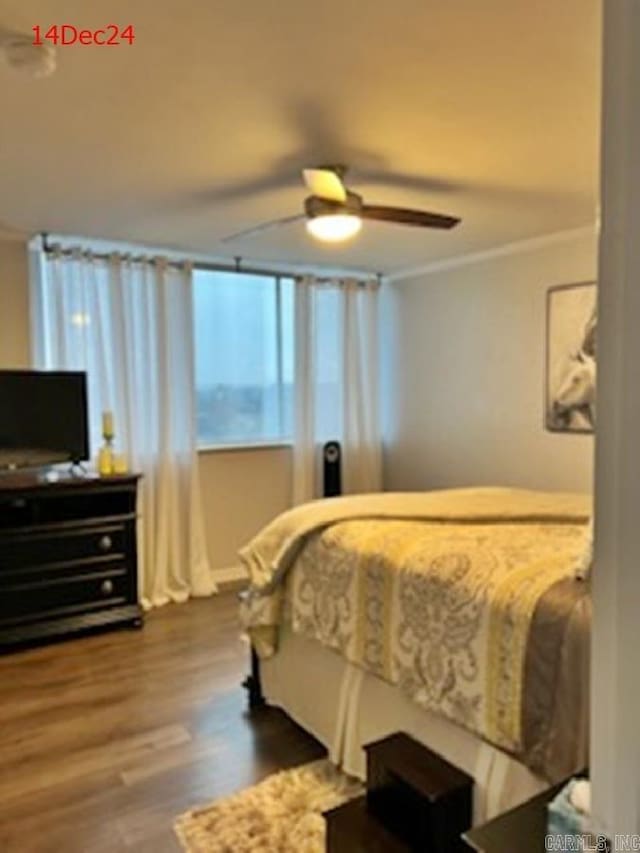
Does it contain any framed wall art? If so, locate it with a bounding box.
[545,281,597,434]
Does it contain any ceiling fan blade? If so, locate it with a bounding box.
[361,205,460,229]
[302,168,347,203]
[220,213,305,243]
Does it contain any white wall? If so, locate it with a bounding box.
[0,239,289,577]
[0,239,30,367]
[381,229,597,494]
[199,446,292,573]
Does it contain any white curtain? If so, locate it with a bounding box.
[293,275,382,503]
[38,246,216,608]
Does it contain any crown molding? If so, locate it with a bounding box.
[387,223,598,283]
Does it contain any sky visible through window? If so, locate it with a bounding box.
[193,270,294,445]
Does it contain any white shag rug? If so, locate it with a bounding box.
[174,759,363,853]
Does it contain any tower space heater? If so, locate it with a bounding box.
[322,441,342,497]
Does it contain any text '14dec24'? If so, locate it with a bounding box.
[32,25,135,47]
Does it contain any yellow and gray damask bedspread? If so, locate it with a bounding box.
[239,488,591,777]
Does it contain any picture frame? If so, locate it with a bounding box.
[545,281,597,434]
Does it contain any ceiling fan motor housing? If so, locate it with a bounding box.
[305,191,363,219]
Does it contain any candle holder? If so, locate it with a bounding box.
[98,411,115,476]
[98,438,113,476]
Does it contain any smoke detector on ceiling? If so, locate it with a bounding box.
[1,32,56,78]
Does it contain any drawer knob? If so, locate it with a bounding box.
[98,535,113,552]
[101,579,114,595]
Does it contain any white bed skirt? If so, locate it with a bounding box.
[261,625,548,825]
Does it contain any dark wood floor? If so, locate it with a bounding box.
[0,594,325,853]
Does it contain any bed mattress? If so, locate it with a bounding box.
[241,487,591,786]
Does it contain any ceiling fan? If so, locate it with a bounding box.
[222,166,461,244]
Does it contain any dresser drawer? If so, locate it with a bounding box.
[0,524,129,573]
[0,567,131,622]
[0,488,136,530]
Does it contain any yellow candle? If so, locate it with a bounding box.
[102,410,114,440]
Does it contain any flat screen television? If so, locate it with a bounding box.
[0,370,90,470]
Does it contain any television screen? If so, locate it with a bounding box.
[0,370,90,470]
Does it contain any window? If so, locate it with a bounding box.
[193,271,294,447]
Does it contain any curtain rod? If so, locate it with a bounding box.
[39,234,381,285]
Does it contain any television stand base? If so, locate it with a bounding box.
[68,460,89,477]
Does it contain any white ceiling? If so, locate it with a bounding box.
[0,0,601,274]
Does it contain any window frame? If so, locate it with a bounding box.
[197,439,293,454]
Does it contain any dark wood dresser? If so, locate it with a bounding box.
[0,472,142,650]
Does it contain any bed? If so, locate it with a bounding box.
[239,487,591,824]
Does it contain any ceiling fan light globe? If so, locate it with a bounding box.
[306,214,362,243]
